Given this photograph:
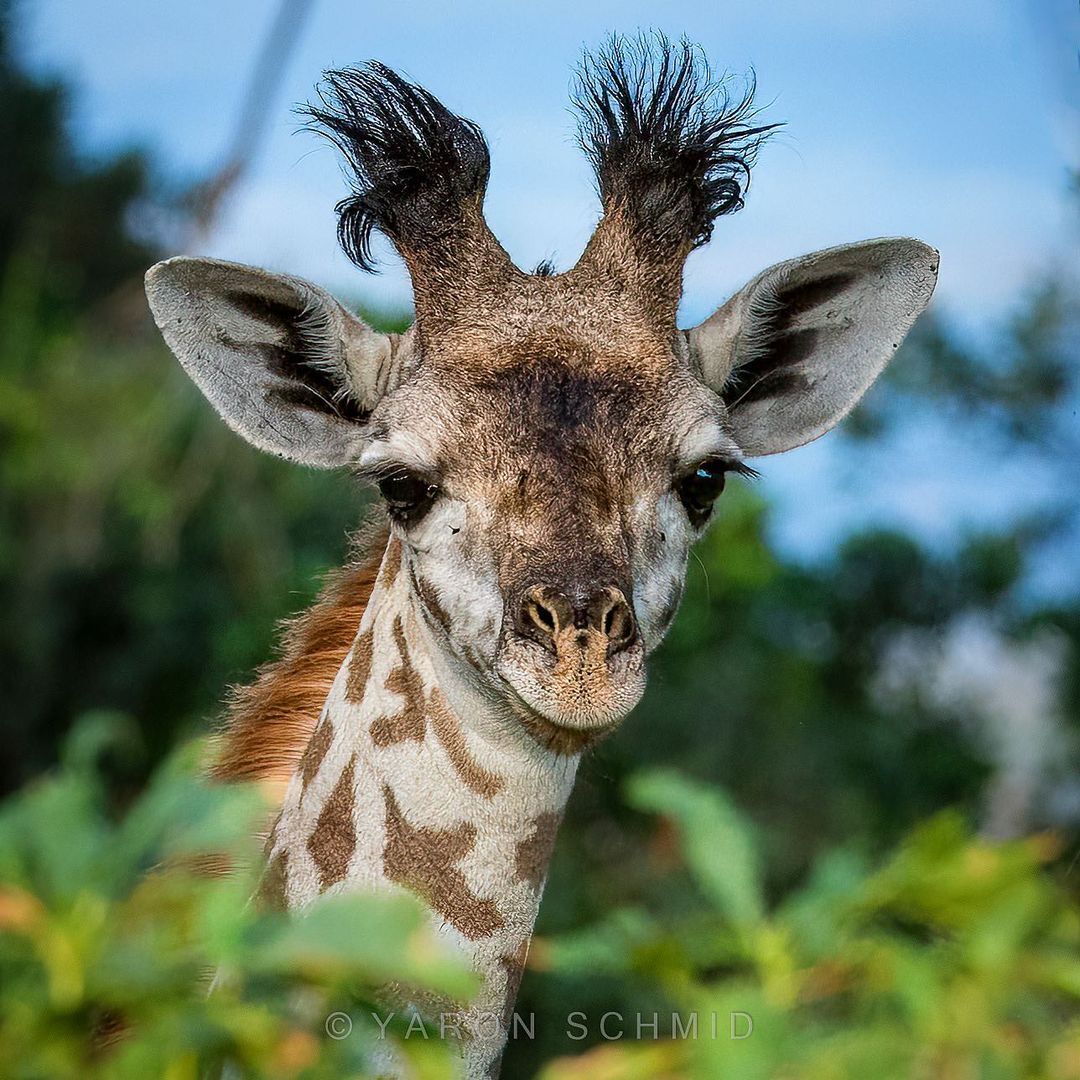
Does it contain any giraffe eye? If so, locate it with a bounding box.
[675,457,758,527]
[377,469,438,521]
[675,458,729,527]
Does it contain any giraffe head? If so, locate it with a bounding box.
[146,37,937,747]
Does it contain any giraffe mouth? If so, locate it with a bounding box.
[493,630,647,737]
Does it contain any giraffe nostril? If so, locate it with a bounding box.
[601,594,637,656]
[516,585,638,657]
[528,599,556,633]
[518,586,572,652]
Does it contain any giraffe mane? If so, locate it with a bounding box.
[208,521,390,810]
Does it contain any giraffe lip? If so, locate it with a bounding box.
[496,672,624,756]
[488,664,587,728]
[506,682,621,732]
[492,638,646,733]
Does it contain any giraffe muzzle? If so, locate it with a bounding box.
[494,581,646,733]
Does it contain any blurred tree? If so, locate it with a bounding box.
[534,770,1080,1080]
[0,0,164,321]
[0,0,400,792]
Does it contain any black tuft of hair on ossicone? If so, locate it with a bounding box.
[300,63,491,272]
[573,33,780,254]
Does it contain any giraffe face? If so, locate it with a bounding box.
[145,47,938,750]
[356,326,744,738]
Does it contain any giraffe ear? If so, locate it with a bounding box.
[687,238,938,456]
[145,256,403,467]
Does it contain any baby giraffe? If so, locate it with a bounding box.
[146,36,937,1079]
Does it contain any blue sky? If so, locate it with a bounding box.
[17,0,1080,582]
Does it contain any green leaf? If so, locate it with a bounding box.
[626,769,764,930]
[253,891,478,1002]
[542,907,659,976]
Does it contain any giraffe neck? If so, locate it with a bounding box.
[266,537,579,1078]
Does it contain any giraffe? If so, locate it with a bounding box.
[145,36,938,1078]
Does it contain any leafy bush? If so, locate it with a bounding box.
[1,724,1076,1078]
[537,770,1080,1079]
[0,715,475,1079]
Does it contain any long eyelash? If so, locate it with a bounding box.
[727,460,760,481]
[680,458,760,481]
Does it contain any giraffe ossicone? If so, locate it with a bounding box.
[145,33,938,1079]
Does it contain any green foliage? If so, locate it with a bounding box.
[4,732,1074,1079]
[0,716,475,1079]
[627,771,763,930]
[538,770,1080,1080]
[0,0,373,794]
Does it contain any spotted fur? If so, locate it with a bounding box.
[265,542,580,1077]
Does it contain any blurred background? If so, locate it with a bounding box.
[1,0,1078,1075]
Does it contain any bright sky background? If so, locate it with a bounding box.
[17,0,1080,587]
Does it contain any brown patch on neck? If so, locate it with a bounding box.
[382,785,505,940]
[473,941,531,1079]
[307,755,357,890]
[497,938,531,1030]
[372,617,505,798]
[428,689,505,799]
[379,536,403,588]
[514,811,562,892]
[209,525,390,802]
[370,616,427,746]
[344,626,376,704]
[299,716,333,790]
